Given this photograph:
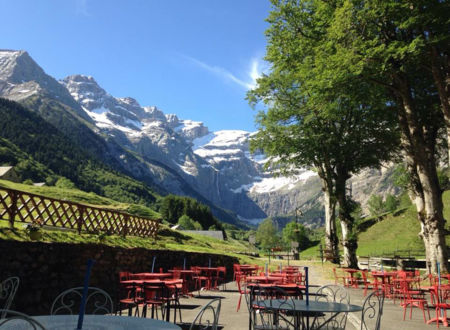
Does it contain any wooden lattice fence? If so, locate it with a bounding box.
[0,187,159,238]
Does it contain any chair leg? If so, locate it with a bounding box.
[237,294,242,312]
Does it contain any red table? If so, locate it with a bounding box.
[120,279,182,322]
[239,265,259,276]
[372,271,397,297]
[130,273,173,280]
[168,269,196,295]
[246,275,284,284]
[343,268,360,288]
[197,267,220,290]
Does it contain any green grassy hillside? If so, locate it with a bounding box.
[0,180,161,218]
[0,180,259,263]
[301,191,450,259]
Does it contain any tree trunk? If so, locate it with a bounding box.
[339,220,358,268]
[335,174,358,269]
[323,184,339,264]
[395,78,449,273]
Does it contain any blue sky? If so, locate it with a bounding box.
[1,0,271,131]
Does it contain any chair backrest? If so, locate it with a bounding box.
[315,284,350,304]
[0,309,45,329]
[50,287,113,315]
[360,291,385,330]
[143,282,169,302]
[118,272,130,282]
[172,270,182,280]
[249,285,295,330]
[314,285,350,329]
[0,277,19,319]
[189,298,221,330]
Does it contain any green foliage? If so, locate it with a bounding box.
[281,222,310,251]
[159,194,223,231]
[55,177,75,189]
[127,204,160,219]
[392,164,410,190]
[256,218,280,250]
[22,179,33,185]
[437,168,450,191]
[367,193,400,217]
[384,194,400,213]
[178,214,202,230]
[0,98,158,207]
[367,195,384,217]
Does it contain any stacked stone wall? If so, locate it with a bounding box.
[0,240,238,315]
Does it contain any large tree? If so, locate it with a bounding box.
[249,0,398,268]
[330,0,449,273]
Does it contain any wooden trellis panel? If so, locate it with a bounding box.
[0,187,159,238]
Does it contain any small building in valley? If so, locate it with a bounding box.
[0,166,20,183]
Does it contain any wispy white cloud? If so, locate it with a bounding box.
[76,0,90,16]
[182,55,266,90]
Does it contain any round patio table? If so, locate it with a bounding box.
[342,268,360,288]
[246,275,284,284]
[30,315,181,329]
[131,273,173,280]
[254,299,362,330]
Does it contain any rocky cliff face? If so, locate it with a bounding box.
[0,50,399,228]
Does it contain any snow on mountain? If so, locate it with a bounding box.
[0,49,399,227]
[61,75,147,132]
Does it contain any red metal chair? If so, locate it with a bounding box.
[400,278,430,323]
[332,268,347,286]
[361,270,377,296]
[428,285,450,328]
[117,281,143,317]
[213,266,227,290]
[236,275,249,312]
[191,266,210,294]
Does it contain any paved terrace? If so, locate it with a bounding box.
[173,262,439,330]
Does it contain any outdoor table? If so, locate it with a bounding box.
[120,279,183,321]
[239,265,259,275]
[30,314,181,329]
[247,283,306,299]
[342,268,360,288]
[372,271,397,297]
[168,269,195,295]
[131,272,173,280]
[246,275,284,284]
[197,267,220,290]
[254,299,362,330]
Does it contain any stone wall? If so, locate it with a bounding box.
[0,240,239,315]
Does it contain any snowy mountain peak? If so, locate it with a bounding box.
[62,74,107,105]
[143,106,167,122]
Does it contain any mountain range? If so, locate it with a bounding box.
[0,49,399,228]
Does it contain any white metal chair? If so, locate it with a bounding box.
[248,285,295,330]
[360,291,385,330]
[50,287,113,315]
[0,309,45,329]
[312,284,350,329]
[0,277,19,319]
[189,298,222,330]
